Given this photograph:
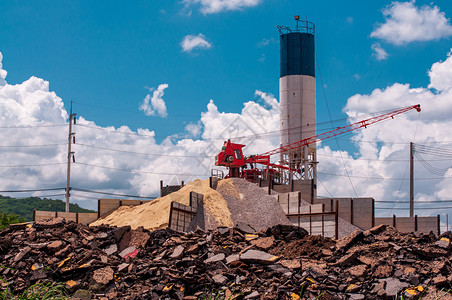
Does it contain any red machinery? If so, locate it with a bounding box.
[215,104,421,180]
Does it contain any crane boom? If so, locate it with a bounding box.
[215,104,420,179]
[248,104,421,162]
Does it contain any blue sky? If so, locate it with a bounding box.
[1,0,452,229]
[1,0,450,137]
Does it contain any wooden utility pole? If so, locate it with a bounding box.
[410,142,414,217]
[65,102,76,213]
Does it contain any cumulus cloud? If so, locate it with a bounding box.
[428,49,452,92]
[371,1,452,45]
[371,43,389,60]
[185,121,202,137]
[0,52,7,86]
[139,84,168,118]
[0,53,280,210]
[183,0,260,14]
[316,49,452,222]
[181,34,212,52]
[1,48,452,225]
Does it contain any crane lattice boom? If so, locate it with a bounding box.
[248,104,421,162]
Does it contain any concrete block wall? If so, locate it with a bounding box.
[417,216,439,234]
[278,191,336,238]
[396,217,416,233]
[78,213,99,224]
[57,212,77,222]
[314,197,374,230]
[352,198,374,230]
[374,217,393,227]
[33,211,98,225]
[98,198,152,218]
[374,216,440,235]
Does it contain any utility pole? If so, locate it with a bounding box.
[65,102,76,213]
[410,142,414,217]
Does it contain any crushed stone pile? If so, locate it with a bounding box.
[1,218,451,299]
[90,179,233,230]
[215,178,292,231]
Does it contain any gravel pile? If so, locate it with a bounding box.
[216,178,292,231]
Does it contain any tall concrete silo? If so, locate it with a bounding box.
[278,17,316,182]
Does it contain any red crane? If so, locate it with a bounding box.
[215,104,421,180]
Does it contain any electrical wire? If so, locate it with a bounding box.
[317,171,452,180]
[376,200,452,203]
[70,192,107,200]
[0,188,64,193]
[376,207,452,210]
[0,124,66,129]
[74,161,209,176]
[71,187,157,199]
[315,173,333,198]
[0,163,66,168]
[0,143,66,148]
[316,49,358,197]
[74,143,216,158]
[16,193,67,199]
[415,152,451,176]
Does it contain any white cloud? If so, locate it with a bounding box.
[371,1,452,45]
[257,38,276,47]
[316,49,452,221]
[139,84,168,118]
[183,0,260,14]
[428,49,452,92]
[0,53,280,210]
[0,52,7,86]
[346,16,354,24]
[1,48,452,225]
[371,43,389,60]
[185,121,202,137]
[181,34,212,52]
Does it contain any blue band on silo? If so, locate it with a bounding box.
[280,32,315,78]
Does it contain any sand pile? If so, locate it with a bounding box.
[90,179,233,230]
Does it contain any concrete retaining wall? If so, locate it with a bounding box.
[98,199,152,218]
[375,215,440,235]
[314,197,375,230]
[33,211,98,225]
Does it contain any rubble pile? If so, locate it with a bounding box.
[1,218,451,299]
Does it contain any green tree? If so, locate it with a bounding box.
[0,212,26,229]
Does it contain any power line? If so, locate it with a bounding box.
[75,143,215,158]
[318,171,452,180]
[0,188,64,193]
[316,49,358,198]
[71,187,157,199]
[376,207,452,210]
[74,161,209,176]
[0,143,66,148]
[0,163,65,168]
[318,153,409,162]
[15,193,67,199]
[0,124,66,129]
[376,200,452,203]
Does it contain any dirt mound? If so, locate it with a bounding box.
[270,234,335,259]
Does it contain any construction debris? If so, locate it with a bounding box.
[0,219,450,299]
